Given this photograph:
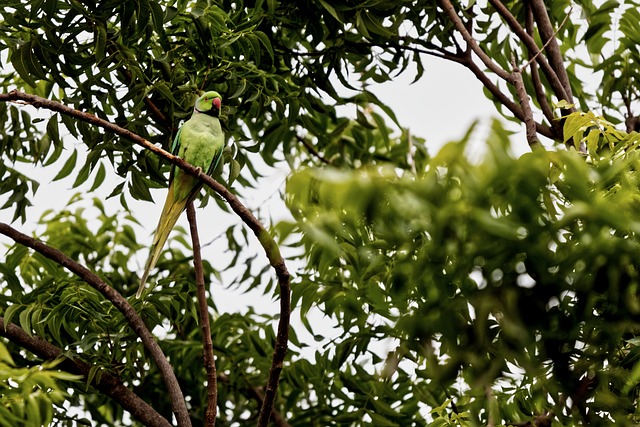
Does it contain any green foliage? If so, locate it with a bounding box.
[3,0,640,426]
[0,196,290,425]
[0,0,423,222]
[285,120,640,425]
[0,341,81,427]
[562,109,640,158]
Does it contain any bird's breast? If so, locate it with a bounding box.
[178,116,223,170]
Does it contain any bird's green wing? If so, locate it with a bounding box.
[206,143,224,176]
[167,126,184,184]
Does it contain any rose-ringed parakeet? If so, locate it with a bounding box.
[137,91,224,298]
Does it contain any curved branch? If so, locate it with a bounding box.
[186,203,217,426]
[0,319,172,427]
[0,222,192,427]
[290,41,461,63]
[0,90,292,426]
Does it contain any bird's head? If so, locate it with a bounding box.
[194,91,222,117]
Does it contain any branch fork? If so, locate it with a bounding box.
[0,90,292,427]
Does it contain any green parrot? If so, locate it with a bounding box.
[137,91,224,298]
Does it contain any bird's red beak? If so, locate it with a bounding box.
[213,98,221,110]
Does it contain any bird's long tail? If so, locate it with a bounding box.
[137,183,187,298]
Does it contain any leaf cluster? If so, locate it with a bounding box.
[0,195,292,425]
[285,120,640,425]
[0,341,82,427]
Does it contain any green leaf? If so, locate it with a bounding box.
[52,149,78,181]
[563,112,595,145]
[254,30,274,63]
[18,307,32,336]
[229,159,241,185]
[149,0,165,35]
[72,160,91,188]
[318,0,340,22]
[0,342,15,366]
[86,365,101,389]
[94,24,107,62]
[26,395,42,427]
[585,128,600,155]
[10,41,46,88]
[106,181,125,199]
[355,11,372,39]
[154,81,180,105]
[361,11,392,37]
[367,410,399,426]
[129,171,153,201]
[230,79,248,99]
[88,162,106,192]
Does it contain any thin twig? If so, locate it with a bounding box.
[0,90,292,426]
[367,38,465,63]
[529,0,574,101]
[0,319,172,427]
[297,135,331,165]
[438,0,511,81]
[487,0,573,106]
[289,39,463,64]
[186,203,217,426]
[0,222,190,427]
[520,6,573,72]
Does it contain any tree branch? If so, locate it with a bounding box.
[0,221,192,427]
[186,203,217,426]
[510,59,539,148]
[524,3,560,138]
[0,90,292,426]
[487,0,573,106]
[0,319,172,427]
[438,0,511,81]
[463,57,554,140]
[218,374,292,427]
[528,0,574,102]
